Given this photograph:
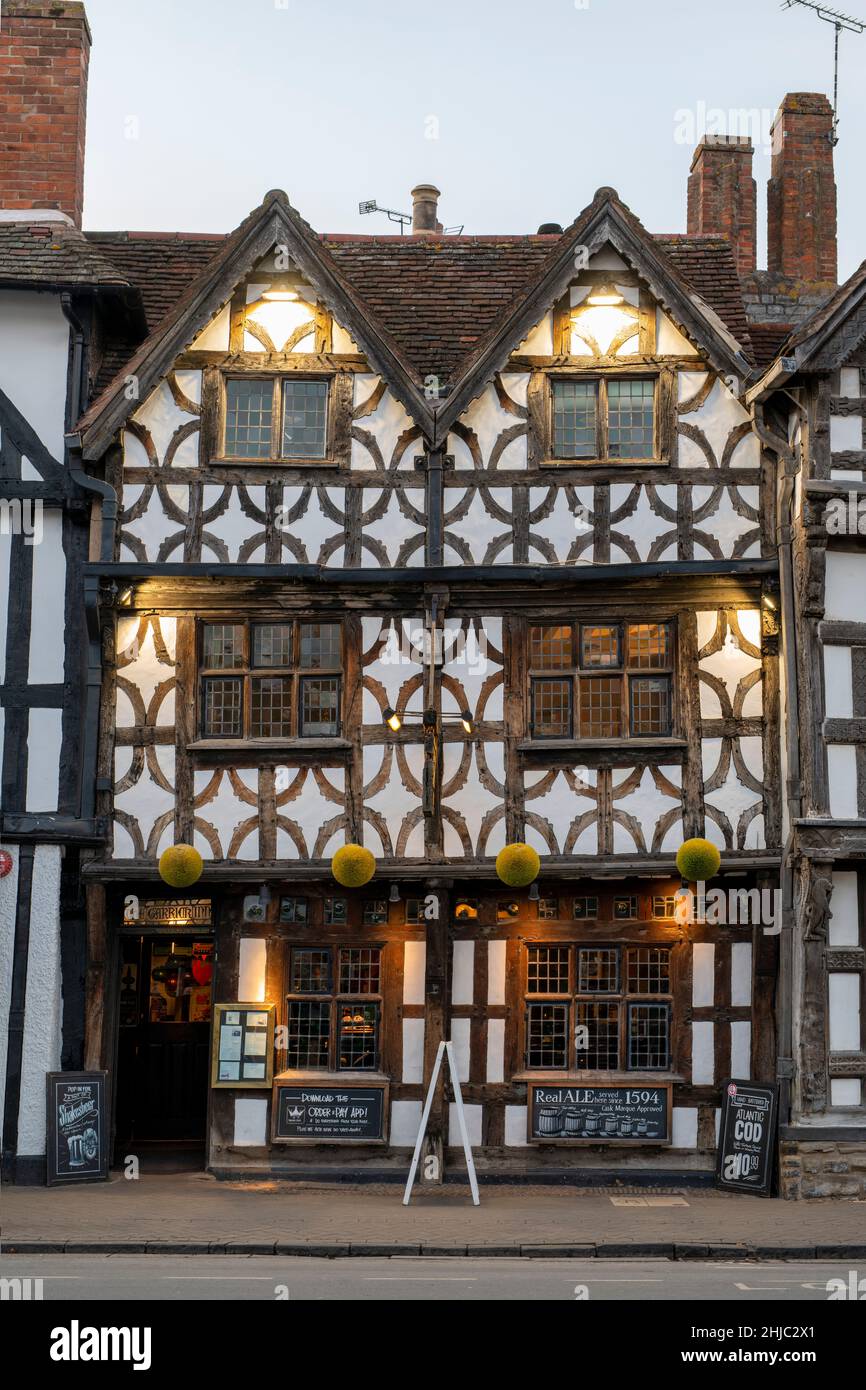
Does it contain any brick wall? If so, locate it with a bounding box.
[687,136,756,277]
[0,1,91,227]
[767,93,837,284]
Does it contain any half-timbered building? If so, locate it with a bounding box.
[1,2,864,1194]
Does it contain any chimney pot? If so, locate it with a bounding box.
[411,184,442,236]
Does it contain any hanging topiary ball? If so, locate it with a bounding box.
[495,842,541,888]
[332,844,376,888]
[158,843,204,888]
[676,837,721,882]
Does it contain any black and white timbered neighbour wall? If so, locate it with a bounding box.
[1,3,865,1195]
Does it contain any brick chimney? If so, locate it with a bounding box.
[411,184,442,237]
[687,135,756,276]
[767,93,837,283]
[0,1,91,228]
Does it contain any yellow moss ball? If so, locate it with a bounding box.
[332,844,376,888]
[676,837,721,882]
[158,843,204,888]
[495,842,541,888]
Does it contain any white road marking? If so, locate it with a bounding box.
[734,1282,788,1292]
[364,1277,477,1282]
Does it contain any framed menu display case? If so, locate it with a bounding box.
[210,1003,276,1088]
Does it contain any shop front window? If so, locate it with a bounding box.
[524,943,671,1072]
[285,946,382,1071]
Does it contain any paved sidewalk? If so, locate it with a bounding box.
[3,1174,866,1259]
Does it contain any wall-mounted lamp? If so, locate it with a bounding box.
[381,706,473,737]
[383,706,402,732]
[262,273,303,302]
[586,281,625,307]
[528,883,540,902]
[389,882,401,904]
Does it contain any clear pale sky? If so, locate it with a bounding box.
[81,0,866,279]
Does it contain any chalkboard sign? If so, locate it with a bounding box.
[528,1082,671,1143]
[716,1079,778,1196]
[211,1003,275,1088]
[272,1080,388,1143]
[46,1072,109,1186]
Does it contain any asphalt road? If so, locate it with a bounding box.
[0,1255,859,1301]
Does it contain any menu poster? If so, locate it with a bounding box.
[715,1080,778,1196]
[46,1072,109,1186]
[210,1004,275,1089]
[527,1083,672,1144]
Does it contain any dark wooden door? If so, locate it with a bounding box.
[116,935,212,1145]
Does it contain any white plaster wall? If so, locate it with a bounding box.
[450,1017,471,1082]
[658,311,697,356]
[190,303,230,352]
[451,940,474,1005]
[824,552,866,621]
[0,528,10,683]
[730,1021,751,1079]
[730,942,752,1007]
[829,974,861,1052]
[671,1107,698,1148]
[691,1021,714,1085]
[831,1079,861,1107]
[692,943,714,1007]
[830,414,862,452]
[0,291,69,460]
[238,938,267,1002]
[17,845,62,1155]
[827,745,859,819]
[234,1098,268,1146]
[27,509,66,683]
[402,1018,424,1083]
[487,940,506,1005]
[390,1099,422,1146]
[504,1105,530,1147]
[448,1100,482,1147]
[840,368,861,397]
[829,872,860,947]
[26,708,62,811]
[486,1018,505,1083]
[0,844,20,1145]
[824,646,853,718]
[403,941,426,1005]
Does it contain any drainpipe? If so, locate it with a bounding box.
[751,397,803,1127]
[59,295,117,824]
[60,293,117,563]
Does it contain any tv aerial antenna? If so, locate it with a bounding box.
[358,199,464,235]
[782,0,865,144]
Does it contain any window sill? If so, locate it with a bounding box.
[274,1070,389,1084]
[540,458,668,469]
[189,737,350,758]
[210,457,340,468]
[513,1071,685,1084]
[518,737,687,752]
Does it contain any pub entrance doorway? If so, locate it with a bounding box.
[114,933,214,1160]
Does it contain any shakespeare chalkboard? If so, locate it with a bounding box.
[528,1082,671,1143]
[716,1080,778,1195]
[272,1080,388,1143]
[46,1072,109,1185]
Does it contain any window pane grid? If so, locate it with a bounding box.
[608,379,654,459]
[300,623,341,669]
[200,620,342,740]
[300,676,341,737]
[251,676,293,739]
[202,677,242,737]
[286,1000,330,1069]
[627,1003,670,1070]
[253,623,293,667]
[577,947,619,993]
[578,675,622,738]
[338,1002,379,1070]
[225,379,273,458]
[581,625,621,669]
[526,1002,569,1069]
[553,381,597,458]
[630,676,671,737]
[627,947,671,994]
[202,623,244,670]
[530,625,573,671]
[576,1001,619,1069]
[282,380,328,458]
[291,949,331,994]
[527,945,570,994]
[532,678,572,738]
[339,948,381,995]
[627,623,671,670]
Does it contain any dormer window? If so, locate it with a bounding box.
[223,376,329,461]
[552,376,655,462]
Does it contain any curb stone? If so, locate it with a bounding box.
[274,1243,350,1257]
[348,1244,421,1257]
[521,1244,596,1258]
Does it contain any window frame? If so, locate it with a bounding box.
[522,942,673,1074]
[197,617,343,742]
[546,372,661,466]
[220,372,334,464]
[283,944,384,1073]
[527,618,676,742]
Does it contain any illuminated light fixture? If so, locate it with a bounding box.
[460,709,473,734]
[262,273,303,302]
[586,281,625,306]
[117,585,134,606]
[383,706,402,732]
[528,882,540,902]
[389,882,401,904]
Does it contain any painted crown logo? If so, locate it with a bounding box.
[287,1106,303,1119]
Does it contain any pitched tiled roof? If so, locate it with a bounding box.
[749,322,795,370]
[780,257,866,354]
[0,220,130,288]
[82,225,754,396]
